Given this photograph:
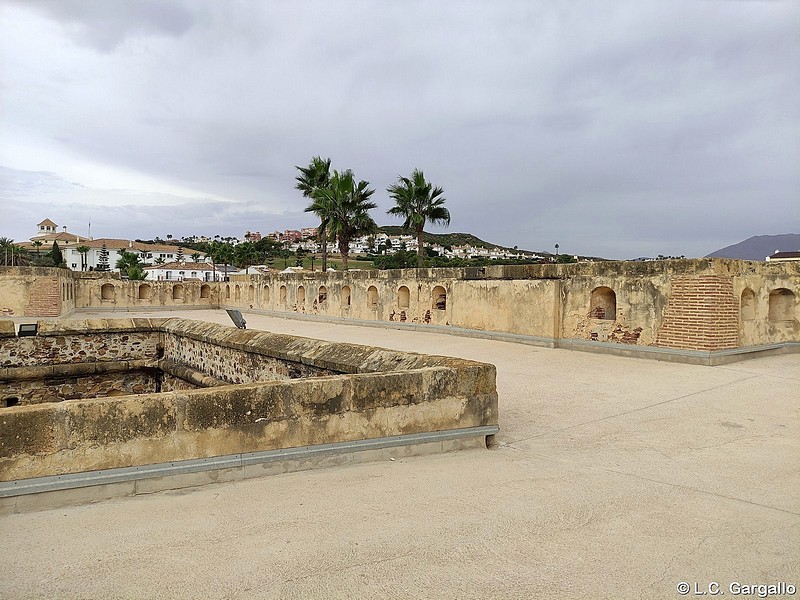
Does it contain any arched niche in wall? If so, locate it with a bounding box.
[367,286,379,308]
[101,283,115,301]
[590,287,616,320]
[138,284,152,300]
[341,285,351,307]
[740,288,756,321]
[769,288,796,322]
[398,286,410,308]
[432,286,447,310]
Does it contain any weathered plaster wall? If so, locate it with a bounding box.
[75,274,218,310]
[0,267,76,317]
[3,259,798,352]
[0,318,498,481]
[733,267,800,346]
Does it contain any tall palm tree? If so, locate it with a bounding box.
[313,170,377,271]
[387,169,450,269]
[296,156,332,271]
[0,238,31,266]
[76,245,90,271]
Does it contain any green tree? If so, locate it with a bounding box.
[234,242,259,273]
[387,169,450,268]
[32,240,44,259]
[0,238,31,266]
[115,249,149,280]
[297,156,332,271]
[191,252,201,262]
[313,169,378,271]
[76,245,90,271]
[115,249,141,271]
[49,241,64,267]
[125,265,149,280]
[97,242,110,271]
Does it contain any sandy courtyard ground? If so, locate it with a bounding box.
[1,309,798,599]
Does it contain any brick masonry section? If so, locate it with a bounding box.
[656,275,739,351]
[25,277,61,317]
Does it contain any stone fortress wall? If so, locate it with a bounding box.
[0,318,498,483]
[1,259,798,360]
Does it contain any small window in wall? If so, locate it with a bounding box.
[138,284,152,299]
[101,283,115,300]
[367,285,378,308]
[235,285,241,301]
[590,287,616,320]
[4,397,19,408]
[263,285,270,302]
[740,288,756,321]
[297,286,306,305]
[318,285,328,304]
[769,288,796,322]
[200,284,211,299]
[172,284,184,300]
[341,285,351,307]
[225,285,231,299]
[398,286,410,308]
[432,286,447,310]
[248,284,254,302]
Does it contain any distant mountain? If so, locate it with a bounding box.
[706,234,800,261]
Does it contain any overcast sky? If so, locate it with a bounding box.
[1,0,798,259]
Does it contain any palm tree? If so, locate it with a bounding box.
[387,169,450,269]
[0,238,31,266]
[76,245,90,271]
[32,240,44,259]
[234,242,259,274]
[313,169,377,271]
[297,156,332,271]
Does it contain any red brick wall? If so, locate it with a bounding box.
[656,275,739,351]
[24,277,62,317]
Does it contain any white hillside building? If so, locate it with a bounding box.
[143,262,238,282]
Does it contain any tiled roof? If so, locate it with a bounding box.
[37,218,57,227]
[144,262,214,271]
[76,238,205,255]
[29,232,85,243]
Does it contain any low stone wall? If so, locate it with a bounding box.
[0,318,498,482]
[0,363,157,405]
[0,319,161,368]
[5,259,796,354]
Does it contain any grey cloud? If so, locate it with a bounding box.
[1,1,798,259]
[9,0,195,51]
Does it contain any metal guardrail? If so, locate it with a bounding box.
[0,425,499,498]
